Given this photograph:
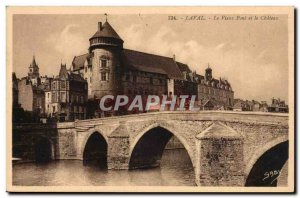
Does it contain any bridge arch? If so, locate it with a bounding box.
[245,136,288,186]
[129,122,195,170]
[80,129,108,156]
[82,131,108,168]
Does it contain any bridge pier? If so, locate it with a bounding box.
[107,123,130,170]
[195,122,244,186]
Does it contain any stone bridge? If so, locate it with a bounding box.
[13,111,289,186]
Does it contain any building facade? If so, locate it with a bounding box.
[18,78,45,115]
[69,20,234,116]
[17,57,45,116]
[268,98,289,113]
[45,64,88,121]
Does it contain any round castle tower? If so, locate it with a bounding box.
[89,21,124,99]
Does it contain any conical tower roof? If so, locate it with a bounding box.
[58,63,69,79]
[30,56,38,68]
[90,21,123,41]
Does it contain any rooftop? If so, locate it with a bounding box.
[90,21,123,41]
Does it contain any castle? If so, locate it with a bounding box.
[71,20,234,115]
[14,20,234,122]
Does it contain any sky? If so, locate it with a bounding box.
[12,14,289,103]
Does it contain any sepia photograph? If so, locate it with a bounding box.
[6,6,294,193]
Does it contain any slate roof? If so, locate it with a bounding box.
[90,21,123,41]
[72,53,90,71]
[56,63,86,82]
[59,64,68,79]
[71,49,186,80]
[68,73,86,82]
[176,62,191,73]
[122,49,184,79]
[30,56,38,68]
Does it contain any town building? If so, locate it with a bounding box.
[71,20,234,116]
[17,77,45,115]
[260,101,269,112]
[45,64,88,121]
[233,99,264,112]
[268,98,289,113]
[16,57,45,117]
[196,67,234,110]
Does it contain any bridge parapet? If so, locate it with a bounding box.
[73,111,289,128]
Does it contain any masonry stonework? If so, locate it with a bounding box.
[13,111,288,186]
[196,122,244,186]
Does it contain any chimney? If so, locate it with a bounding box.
[98,22,102,31]
[173,54,176,61]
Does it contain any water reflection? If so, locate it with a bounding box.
[13,149,195,186]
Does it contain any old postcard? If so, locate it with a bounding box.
[6,6,294,193]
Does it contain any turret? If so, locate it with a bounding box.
[28,56,40,78]
[205,64,212,81]
[89,20,124,99]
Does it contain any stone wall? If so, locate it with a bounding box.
[12,111,289,186]
[196,122,244,186]
[12,123,58,162]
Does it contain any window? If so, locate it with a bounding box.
[133,76,137,82]
[37,98,41,106]
[61,92,66,102]
[101,72,107,81]
[61,81,66,88]
[126,74,130,81]
[150,77,153,85]
[100,59,107,68]
[52,93,56,102]
[90,77,92,83]
[85,67,87,73]
[47,93,50,98]
[80,96,84,104]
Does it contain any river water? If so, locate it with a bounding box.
[13,149,196,186]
